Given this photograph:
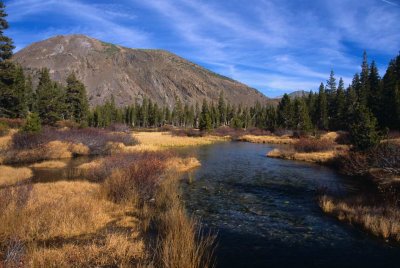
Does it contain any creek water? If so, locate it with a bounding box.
[179,142,400,268]
[26,142,400,267]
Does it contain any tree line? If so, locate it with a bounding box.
[0,1,399,151]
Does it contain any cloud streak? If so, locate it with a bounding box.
[5,0,400,97]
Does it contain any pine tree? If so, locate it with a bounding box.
[25,74,35,112]
[325,70,337,129]
[277,94,293,129]
[316,83,328,130]
[22,112,41,133]
[335,78,346,130]
[381,55,400,130]
[359,51,370,106]
[0,2,14,62]
[349,104,381,151]
[368,61,381,122]
[0,63,27,118]
[65,72,89,124]
[293,98,312,133]
[218,91,227,126]
[199,99,212,131]
[36,68,66,125]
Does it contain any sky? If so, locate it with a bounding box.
[4,0,400,97]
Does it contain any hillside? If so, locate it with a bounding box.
[13,34,270,107]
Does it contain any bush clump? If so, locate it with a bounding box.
[294,138,335,153]
[22,113,42,133]
[0,122,9,136]
[12,127,138,154]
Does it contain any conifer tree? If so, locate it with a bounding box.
[293,98,312,132]
[36,68,66,125]
[0,1,14,62]
[277,94,293,129]
[65,72,89,124]
[349,104,380,151]
[368,61,381,121]
[359,51,370,106]
[316,83,328,130]
[199,99,212,131]
[335,78,346,130]
[218,91,227,126]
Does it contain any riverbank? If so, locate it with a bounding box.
[0,127,215,267]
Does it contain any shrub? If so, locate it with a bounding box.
[341,143,400,177]
[349,105,381,151]
[0,118,25,129]
[171,128,203,138]
[101,153,168,203]
[22,113,42,133]
[107,123,131,132]
[294,138,335,153]
[12,127,137,154]
[247,127,272,136]
[335,131,351,145]
[0,122,9,136]
[55,120,80,129]
[274,128,293,137]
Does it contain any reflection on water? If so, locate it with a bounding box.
[29,156,96,183]
[180,142,400,268]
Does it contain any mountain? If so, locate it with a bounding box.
[274,90,308,100]
[288,90,308,98]
[13,34,270,108]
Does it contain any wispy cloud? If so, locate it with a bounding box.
[381,0,399,6]
[5,0,400,97]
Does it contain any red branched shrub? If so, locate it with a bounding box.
[0,118,25,129]
[100,153,170,203]
[294,138,336,153]
[107,123,131,133]
[171,128,204,137]
[341,143,400,177]
[12,127,138,154]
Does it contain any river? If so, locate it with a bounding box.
[27,141,400,267]
[180,142,400,268]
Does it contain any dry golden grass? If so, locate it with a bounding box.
[167,157,201,173]
[28,233,145,267]
[152,174,216,268]
[106,142,165,154]
[320,131,340,141]
[134,132,225,148]
[0,165,32,187]
[319,195,400,241]
[0,129,16,151]
[1,181,116,241]
[267,148,339,163]
[29,160,67,169]
[77,159,103,170]
[238,134,296,145]
[3,141,90,164]
[0,181,145,266]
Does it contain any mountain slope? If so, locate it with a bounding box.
[13,35,270,107]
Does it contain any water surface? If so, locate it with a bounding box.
[180,142,400,268]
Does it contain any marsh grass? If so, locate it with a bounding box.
[319,195,400,242]
[134,132,225,148]
[2,127,138,164]
[0,166,32,187]
[97,152,215,268]
[341,142,400,182]
[29,160,67,169]
[152,174,216,268]
[294,138,336,153]
[0,181,145,267]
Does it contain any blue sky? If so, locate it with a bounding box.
[5,0,400,97]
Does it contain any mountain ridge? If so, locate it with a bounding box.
[13,34,272,108]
